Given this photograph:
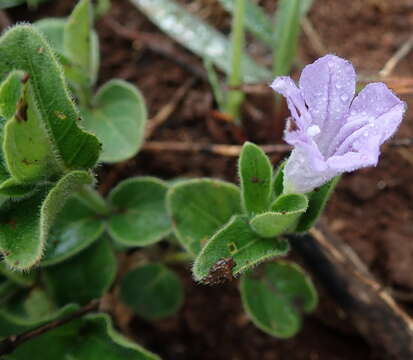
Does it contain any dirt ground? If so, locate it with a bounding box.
[7,0,413,359]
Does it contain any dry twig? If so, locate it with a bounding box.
[142,141,291,156]
[380,34,413,78]
[288,223,413,359]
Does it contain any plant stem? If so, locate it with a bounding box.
[225,0,246,124]
[162,251,194,265]
[0,300,100,356]
[77,185,111,216]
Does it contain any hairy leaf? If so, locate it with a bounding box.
[250,193,308,238]
[0,171,93,269]
[41,196,105,266]
[0,25,100,172]
[193,215,290,281]
[167,178,241,255]
[239,142,273,216]
[240,261,317,338]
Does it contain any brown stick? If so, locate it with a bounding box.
[142,141,291,156]
[0,300,100,356]
[287,223,413,359]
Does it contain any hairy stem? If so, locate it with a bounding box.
[77,185,111,216]
[0,300,100,356]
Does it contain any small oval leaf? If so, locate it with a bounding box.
[240,261,318,338]
[239,142,273,216]
[82,80,147,163]
[167,178,241,255]
[108,177,171,246]
[120,263,183,320]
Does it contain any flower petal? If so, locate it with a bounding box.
[283,141,332,194]
[327,136,380,173]
[350,83,405,143]
[270,76,311,130]
[350,82,403,119]
[299,54,356,155]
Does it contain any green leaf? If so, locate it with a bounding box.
[64,0,100,90]
[0,289,78,339]
[167,178,241,255]
[41,196,105,266]
[239,142,273,216]
[35,18,99,87]
[0,170,93,269]
[0,71,25,188]
[43,237,117,305]
[296,176,340,232]
[193,215,290,281]
[3,86,59,183]
[0,262,35,287]
[250,193,308,238]
[217,0,273,47]
[0,71,24,120]
[82,80,147,163]
[0,0,25,9]
[34,18,65,54]
[273,0,301,76]
[108,177,171,246]
[130,0,271,84]
[4,313,161,360]
[0,25,100,172]
[120,263,183,320]
[0,178,36,198]
[240,261,318,338]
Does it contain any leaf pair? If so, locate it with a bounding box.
[36,0,147,163]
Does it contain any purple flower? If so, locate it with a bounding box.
[271,54,405,194]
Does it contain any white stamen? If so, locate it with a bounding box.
[307,125,321,137]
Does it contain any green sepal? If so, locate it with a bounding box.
[296,176,340,232]
[41,196,105,266]
[120,263,183,320]
[250,193,308,238]
[239,142,273,216]
[43,237,117,305]
[108,177,171,246]
[193,215,290,281]
[82,80,147,163]
[0,170,93,270]
[0,25,101,171]
[3,313,161,360]
[240,261,318,338]
[272,160,286,200]
[167,178,241,255]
